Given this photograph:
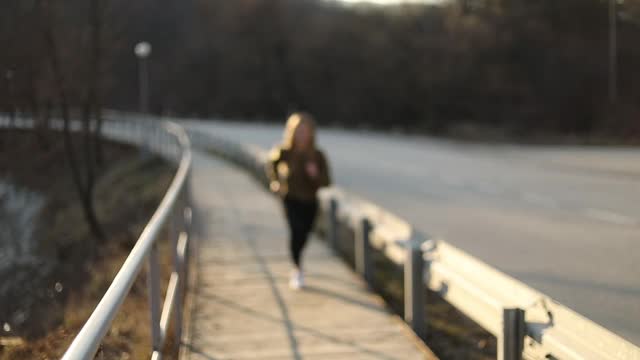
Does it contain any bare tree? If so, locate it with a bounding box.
[89,0,105,166]
[41,0,105,241]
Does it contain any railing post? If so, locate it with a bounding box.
[404,240,426,340]
[499,308,525,360]
[148,244,161,351]
[172,229,183,352]
[175,200,192,350]
[184,206,193,242]
[169,207,178,248]
[355,217,373,286]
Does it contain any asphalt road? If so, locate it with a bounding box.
[185,119,640,345]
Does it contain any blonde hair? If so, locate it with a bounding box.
[281,112,316,150]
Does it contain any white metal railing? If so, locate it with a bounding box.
[1,114,193,360]
[187,126,640,360]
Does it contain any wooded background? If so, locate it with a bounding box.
[2,0,640,140]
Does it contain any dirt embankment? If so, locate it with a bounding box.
[0,130,178,359]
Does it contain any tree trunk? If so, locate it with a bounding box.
[91,0,105,166]
[42,0,104,241]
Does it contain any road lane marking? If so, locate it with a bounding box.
[584,208,638,226]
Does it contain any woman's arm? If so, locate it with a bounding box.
[267,146,292,194]
[266,147,283,193]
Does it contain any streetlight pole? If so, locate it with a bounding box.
[609,0,617,106]
[134,42,152,114]
[134,42,152,157]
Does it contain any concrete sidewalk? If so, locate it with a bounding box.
[180,152,432,360]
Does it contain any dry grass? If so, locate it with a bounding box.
[0,131,179,359]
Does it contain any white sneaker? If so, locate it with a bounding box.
[289,269,304,290]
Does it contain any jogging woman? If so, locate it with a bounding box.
[267,112,331,290]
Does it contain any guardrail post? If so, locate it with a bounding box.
[404,240,426,340]
[148,244,162,351]
[329,198,339,253]
[355,217,373,286]
[499,308,525,360]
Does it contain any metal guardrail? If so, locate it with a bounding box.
[0,114,193,360]
[187,127,640,360]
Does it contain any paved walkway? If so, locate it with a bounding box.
[181,153,432,360]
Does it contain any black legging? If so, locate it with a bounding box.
[283,196,318,268]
